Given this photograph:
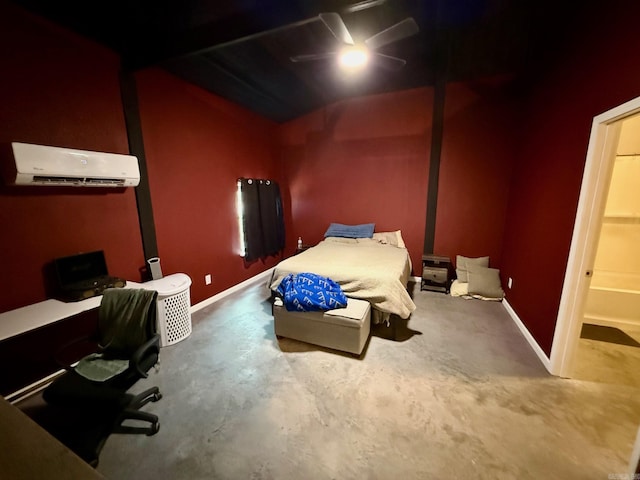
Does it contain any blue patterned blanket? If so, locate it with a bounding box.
[276,272,347,312]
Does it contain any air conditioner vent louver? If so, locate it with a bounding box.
[4,142,140,187]
[33,176,83,184]
[84,178,126,186]
[31,176,127,186]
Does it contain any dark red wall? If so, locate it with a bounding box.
[435,79,518,268]
[278,88,433,271]
[278,83,517,277]
[500,2,640,355]
[6,0,640,367]
[135,69,284,306]
[0,3,144,313]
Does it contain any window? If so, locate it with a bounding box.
[237,178,285,261]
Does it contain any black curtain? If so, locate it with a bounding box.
[240,178,285,262]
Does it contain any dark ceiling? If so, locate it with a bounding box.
[12,0,587,122]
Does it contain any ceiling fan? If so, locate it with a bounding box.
[290,12,419,71]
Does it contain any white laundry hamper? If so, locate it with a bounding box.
[141,273,192,347]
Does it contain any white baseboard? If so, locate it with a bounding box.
[502,298,552,373]
[190,267,275,314]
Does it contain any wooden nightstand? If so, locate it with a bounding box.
[421,255,452,293]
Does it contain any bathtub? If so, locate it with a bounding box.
[584,271,640,329]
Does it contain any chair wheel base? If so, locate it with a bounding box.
[147,422,160,436]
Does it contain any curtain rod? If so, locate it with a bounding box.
[238,177,275,185]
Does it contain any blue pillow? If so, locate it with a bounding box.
[324,223,375,238]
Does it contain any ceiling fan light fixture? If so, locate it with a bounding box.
[338,46,369,69]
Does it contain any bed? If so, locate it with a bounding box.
[268,237,416,324]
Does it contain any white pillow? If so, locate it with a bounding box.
[467,266,504,300]
[372,230,406,248]
[449,279,469,297]
[324,237,359,244]
[456,255,489,283]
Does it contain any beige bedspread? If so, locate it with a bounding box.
[269,238,416,321]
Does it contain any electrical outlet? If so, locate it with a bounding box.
[508,277,513,289]
[205,274,212,285]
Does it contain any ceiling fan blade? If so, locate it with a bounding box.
[342,0,387,14]
[365,17,419,50]
[370,52,406,71]
[290,52,338,63]
[319,12,354,45]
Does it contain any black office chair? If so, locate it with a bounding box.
[40,288,162,466]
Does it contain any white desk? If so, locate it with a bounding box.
[0,282,143,342]
[0,298,101,343]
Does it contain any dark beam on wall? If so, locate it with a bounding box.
[120,71,158,262]
[423,1,449,255]
[423,74,446,255]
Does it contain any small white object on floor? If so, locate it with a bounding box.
[449,280,502,301]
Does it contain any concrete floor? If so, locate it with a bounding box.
[90,281,640,479]
[573,323,640,388]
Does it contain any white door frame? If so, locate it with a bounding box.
[549,95,640,377]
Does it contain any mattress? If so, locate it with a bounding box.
[269,237,416,322]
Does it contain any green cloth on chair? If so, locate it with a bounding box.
[75,288,157,382]
[75,353,129,382]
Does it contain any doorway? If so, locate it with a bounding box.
[571,113,640,386]
[550,95,640,379]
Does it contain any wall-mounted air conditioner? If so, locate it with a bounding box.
[4,142,140,187]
